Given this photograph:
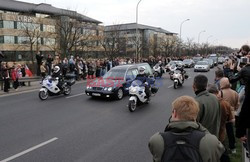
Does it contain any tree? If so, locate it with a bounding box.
[18,16,43,65]
[55,16,83,58]
[99,24,126,60]
[158,36,178,57]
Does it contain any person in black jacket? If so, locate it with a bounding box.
[228,52,250,153]
[135,66,151,99]
[36,52,43,76]
[52,66,63,90]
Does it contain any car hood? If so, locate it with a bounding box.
[87,78,125,88]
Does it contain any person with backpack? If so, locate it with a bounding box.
[148,96,224,162]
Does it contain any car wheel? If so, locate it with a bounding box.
[116,88,124,100]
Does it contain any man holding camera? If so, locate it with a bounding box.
[228,45,250,157]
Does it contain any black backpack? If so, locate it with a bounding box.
[160,129,205,162]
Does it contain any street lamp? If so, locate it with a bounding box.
[197,30,205,55]
[136,0,142,62]
[180,19,190,41]
[178,18,190,57]
[206,35,213,43]
[206,35,213,55]
[198,30,206,44]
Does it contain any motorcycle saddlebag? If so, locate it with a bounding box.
[65,73,76,80]
[65,79,75,86]
[151,86,159,94]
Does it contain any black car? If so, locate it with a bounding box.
[183,59,195,68]
[85,63,153,100]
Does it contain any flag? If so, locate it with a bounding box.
[25,64,33,77]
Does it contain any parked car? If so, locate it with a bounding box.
[203,58,214,68]
[165,60,184,71]
[183,59,195,68]
[85,63,153,100]
[193,56,203,64]
[194,61,210,72]
[218,56,225,64]
[209,54,218,66]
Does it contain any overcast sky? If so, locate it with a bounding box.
[21,0,250,49]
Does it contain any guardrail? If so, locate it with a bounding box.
[0,76,41,90]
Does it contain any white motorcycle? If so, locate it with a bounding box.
[172,70,188,89]
[39,75,75,100]
[153,64,163,78]
[128,80,158,112]
[169,64,177,80]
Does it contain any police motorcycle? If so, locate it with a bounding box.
[172,69,188,89]
[169,64,177,80]
[128,67,158,112]
[39,66,75,100]
[153,63,163,78]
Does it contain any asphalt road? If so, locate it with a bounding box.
[0,67,217,162]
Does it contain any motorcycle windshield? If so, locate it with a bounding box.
[131,80,143,87]
[174,70,181,74]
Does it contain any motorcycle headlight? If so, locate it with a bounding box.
[107,87,112,91]
[104,87,108,91]
[86,86,92,89]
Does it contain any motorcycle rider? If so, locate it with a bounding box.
[135,66,151,99]
[52,65,63,90]
[176,63,186,81]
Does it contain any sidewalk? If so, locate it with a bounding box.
[0,80,87,97]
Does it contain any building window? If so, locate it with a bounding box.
[44,25,55,32]
[3,21,14,29]
[44,38,55,45]
[4,36,15,44]
[17,22,40,30]
[18,37,30,44]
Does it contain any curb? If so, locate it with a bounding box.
[0,80,87,97]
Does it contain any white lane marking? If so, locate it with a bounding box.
[66,93,85,99]
[168,85,173,88]
[0,137,58,162]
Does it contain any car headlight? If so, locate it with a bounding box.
[86,86,92,89]
[107,87,112,91]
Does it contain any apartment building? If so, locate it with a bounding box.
[0,0,103,62]
[104,23,177,58]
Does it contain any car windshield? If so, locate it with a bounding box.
[169,61,177,65]
[183,59,191,63]
[103,69,126,80]
[203,59,212,63]
[197,61,208,65]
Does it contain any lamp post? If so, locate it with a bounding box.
[180,19,190,41]
[198,30,206,44]
[212,39,218,53]
[178,18,190,57]
[197,30,205,55]
[206,35,213,44]
[206,35,213,55]
[136,0,142,62]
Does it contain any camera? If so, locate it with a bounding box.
[240,57,250,64]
